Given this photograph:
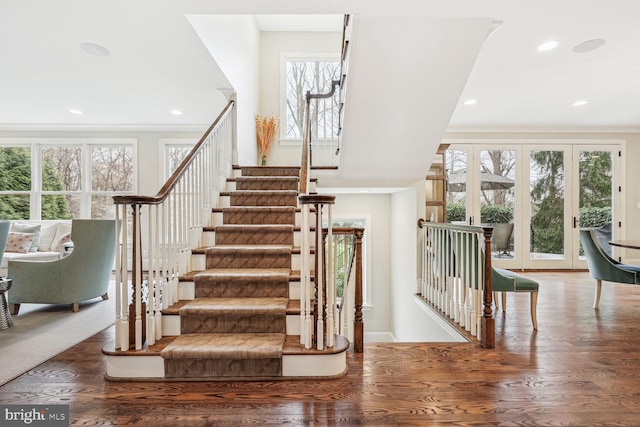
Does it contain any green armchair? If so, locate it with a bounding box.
[8,219,116,314]
[450,229,539,329]
[579,228,640,309]
[492,267,539,330]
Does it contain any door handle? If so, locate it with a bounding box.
[469,216,474,226]
[573,216,578,228]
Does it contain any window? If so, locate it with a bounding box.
[89,145,134,219]
[282,57,340,140]
[0,139,136,220]
[0,146,32,219]
[160,139,198,179]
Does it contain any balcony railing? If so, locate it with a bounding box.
[417,221,495,348]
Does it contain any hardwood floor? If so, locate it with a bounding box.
[2,271,640,426]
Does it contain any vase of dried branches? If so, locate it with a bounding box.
[256,115,278,166]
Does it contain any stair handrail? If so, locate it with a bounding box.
[298,14,361,352]
[112,99,236,351]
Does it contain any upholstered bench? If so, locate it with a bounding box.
[492,267,539,330]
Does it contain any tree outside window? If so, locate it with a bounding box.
[0,147,32,219]
[284,59,340,140]
[91,146,134,218]
[0,141,135,220]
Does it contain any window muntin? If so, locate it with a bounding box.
[283,58,340,140]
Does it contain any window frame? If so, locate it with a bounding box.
[0,138,137,219]
[279,53,341,145]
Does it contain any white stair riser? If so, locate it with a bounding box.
[105,351,346,379]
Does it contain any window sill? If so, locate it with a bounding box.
[279,138,302,146]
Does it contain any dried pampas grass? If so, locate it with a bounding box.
[256,115,278,164]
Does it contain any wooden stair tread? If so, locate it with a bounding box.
[221,190,298,196]
[195,268,291,277]
[104,334,349,357]
[179,268,315,282]
[161,333,286,359]
[180,297,288,314]
[215,224,294,230]
[161,298,309,316]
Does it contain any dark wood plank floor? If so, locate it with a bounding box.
[2,271,640,426]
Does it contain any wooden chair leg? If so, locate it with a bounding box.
[501,292,507,313]
[9,303,20,315]
[493,292,500,310]
[72,302,80,312]
[593,279,602,309]
[530,291,538,330]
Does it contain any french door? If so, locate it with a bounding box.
[446,142,622,270]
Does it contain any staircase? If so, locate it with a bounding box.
[104,165,350,380]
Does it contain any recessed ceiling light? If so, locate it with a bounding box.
[572,100,588,107]
[463,99,477,106]
[572,38,606,54]
[170,110,183,116]
[80,42,110,57]
[69,109,83,115]
[537,40,559,52]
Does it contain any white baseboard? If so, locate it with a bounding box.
[364,332,395,343]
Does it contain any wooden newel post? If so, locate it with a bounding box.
[129,204,146,349]
[354,228,364,353]
[481,226,495,349]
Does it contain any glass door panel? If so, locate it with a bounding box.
[479,149,516,261]
[529,150,566,260]
[445,142,620,270]
[573,148,615,266]
[446,149,468,224]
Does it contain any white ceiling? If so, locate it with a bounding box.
[1,1,639,133]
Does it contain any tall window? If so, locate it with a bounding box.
[0,139,136,220]
[0,147,32,219]
[282,57,340,140]
[89,145,134,218]
[161,139,198,178]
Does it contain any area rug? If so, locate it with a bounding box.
[0,283,115,386]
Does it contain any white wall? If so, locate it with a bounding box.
[388,185,466,342]
[331,193,391,338]
[330,189,467,343]
[187,15,262,166]
[259,31,342,166]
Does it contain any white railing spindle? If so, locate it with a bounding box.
[417,222,494,348]
[112,100,235,350]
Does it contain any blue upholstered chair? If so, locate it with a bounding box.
[8,219,116,314]
[579,228,640,309]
